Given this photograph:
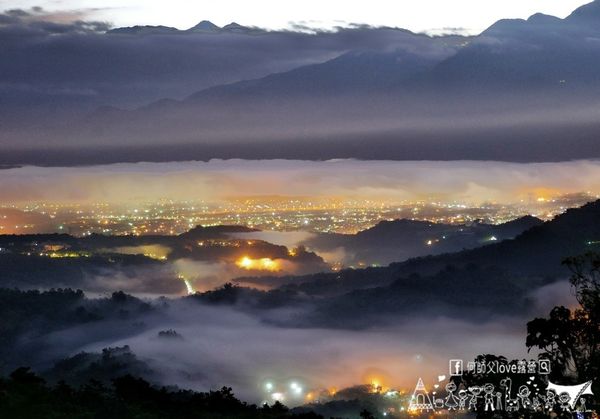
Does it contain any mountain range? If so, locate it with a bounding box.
[204,199,594,327]
[301,216,543,266]
[107,21,263,35]
[0,198,598,324]
[242,199,600,302]
[4,2,600,163]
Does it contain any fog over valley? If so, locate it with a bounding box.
[1,1,599,417]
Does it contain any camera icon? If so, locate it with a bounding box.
[538,359,551,374]
[449,359,463,376]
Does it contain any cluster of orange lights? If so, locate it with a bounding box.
[236,256,280,272]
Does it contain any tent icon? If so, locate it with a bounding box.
[408,378,434,412]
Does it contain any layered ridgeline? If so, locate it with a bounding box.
[0,201,598,394]
[245,200,600,292]
[0,225,326,293]
[237,199,600,325]
[0,214,539,292]
[1,200,597,326]
[5,1,600,162]
[302,215,542,266]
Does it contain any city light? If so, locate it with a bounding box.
[238,256,253,269]
[177,274,195,295]
[290,382,303,395]
[2,192,594,237]
[271,392,284,402]
[236,256,280,271]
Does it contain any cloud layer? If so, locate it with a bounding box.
[39,279,573,403]
[2,159,600,205]
[1,0,589,34]
[0,8,456,114]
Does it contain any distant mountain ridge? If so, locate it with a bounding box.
[167,0,600,104]
[65,0,600,163]
[5,2,600,162]
[567,0,600,24]
[108,20,265,35]
[302,216,543,266]
[210,201,600,325]
[301,200,600,325]
[106,0,600,37]
[245,199,600,296]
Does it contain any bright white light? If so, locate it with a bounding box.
[290,382,303,395]
[271,392,284,402]
[265,382,274,392]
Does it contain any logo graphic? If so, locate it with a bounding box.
[407,376,594,413]
[449,359,463,376]
[538,359,551,375]
[547,381,594,410]
[408,377,434,412]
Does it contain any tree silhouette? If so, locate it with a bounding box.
[0,370,328,418]
[359,409,375,419]
[526,253,599,387]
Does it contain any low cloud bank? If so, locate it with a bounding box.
[2,159,600,205]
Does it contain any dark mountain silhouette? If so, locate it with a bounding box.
[0,365,311,418]
[232,201,600,325]
[96,0,600,99]
[6,3,600,162]
[0,225,258,250]
[302,216,542,266]
[246,199,600,296]
[172,1,600,104]
[492,214,542,234]
[304,264,531,327]
[178,225,259,239]
[186,47,451,102]
[0,224,328,291]
[431,1,600,88]
[187,20,221,33]
[356,215,541,243]
[221,22,265,34]
[109,20,267,35]
[43,0,600,163]
[394,198,600,277]
[567,0,600,25]
[107,25,179,35]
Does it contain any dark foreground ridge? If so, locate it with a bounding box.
[0,369,322,419]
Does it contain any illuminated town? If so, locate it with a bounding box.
[1,192,596,236]
[2,0,600,415]
[257,378,412,416]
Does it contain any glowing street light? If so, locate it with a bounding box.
[290,382,303,395]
